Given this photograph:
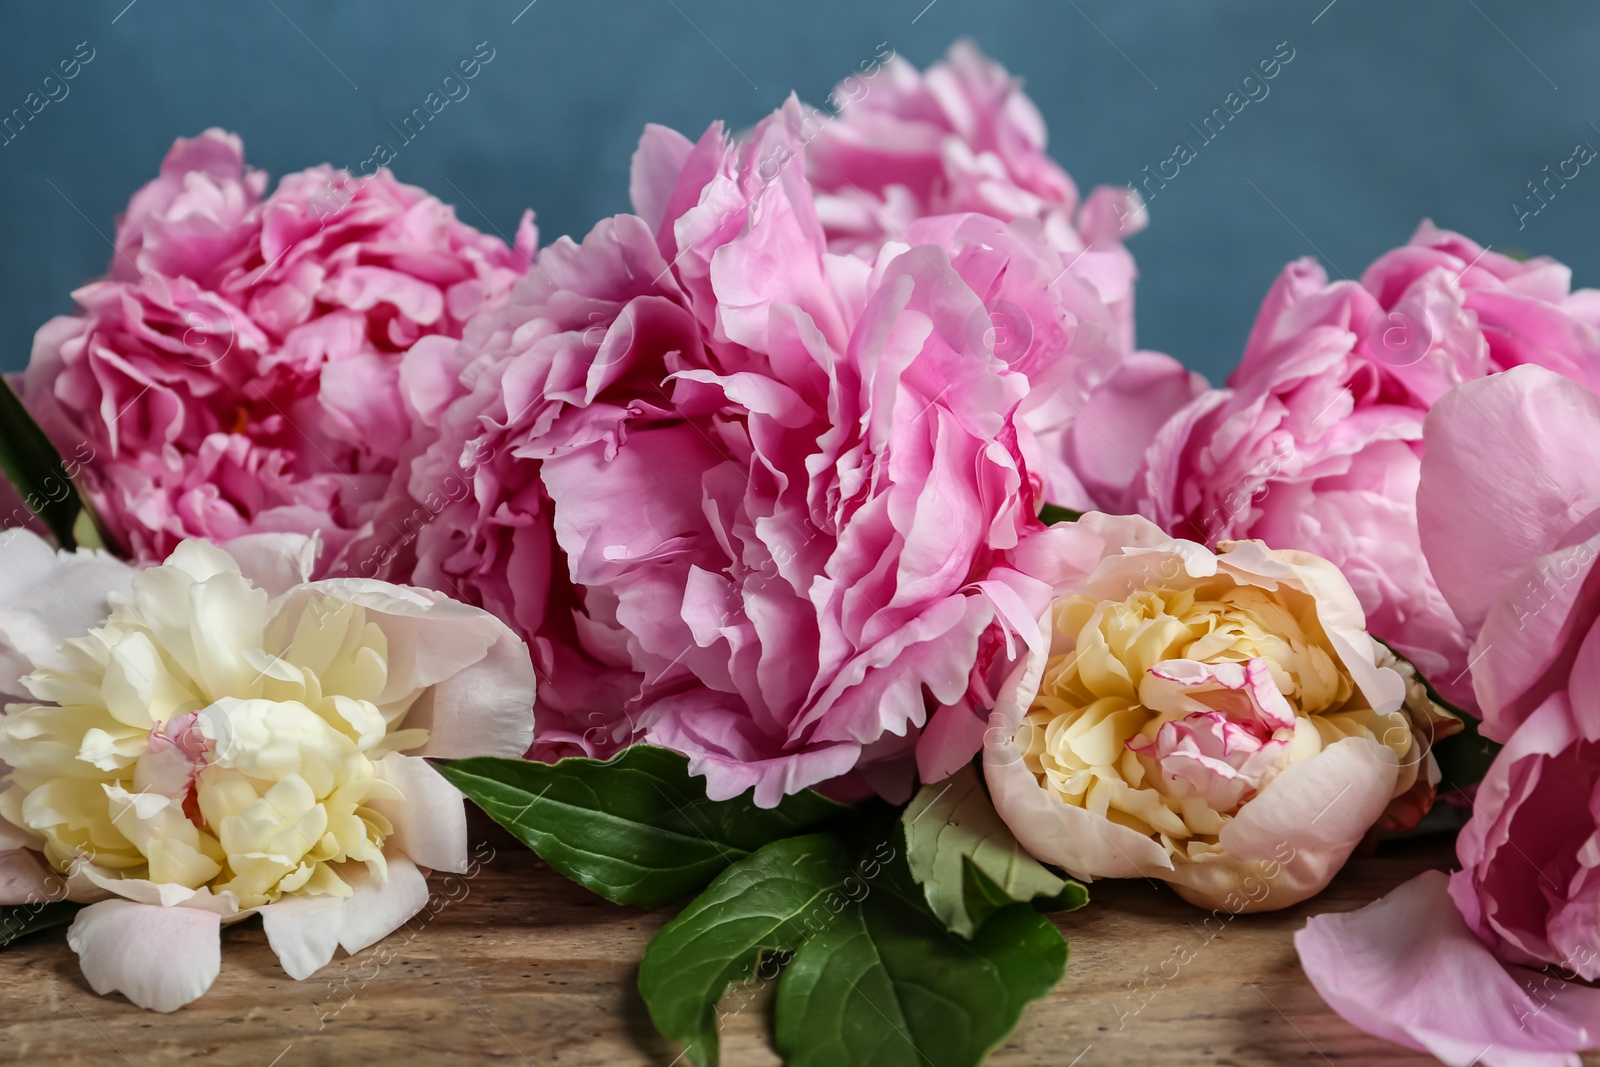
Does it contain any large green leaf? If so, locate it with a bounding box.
[772,847,1069,1067]
[0,378,102,550]
[638,819,1071,1067]
[434,746,843,907]
[904,765,1086,937]
[637,833,852,1067]
[0,901,81,949]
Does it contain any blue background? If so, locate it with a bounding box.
[2,0,1595,382]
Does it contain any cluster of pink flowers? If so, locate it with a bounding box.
[20,128,535,566]
[24,47,1148,800]
[1078,224,1600,709]
[371,55,1151,788]
[1296,367,1600,1065]
[20,39,1600,1058]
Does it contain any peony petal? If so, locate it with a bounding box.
[337,854,429,956]
[1467,534,1600,740]
[1564,619,1600,741]
[984,719,1174,879]
[259,893,344,980]
[286,580,502,706]
[0,530,134,699]
[1419,366,1600,633]
[983,642,1174,881]
[222,532,321,597]
[1297,870,1600,1067]
[1168,737,1397,912]
[1219,540,1406,717]
[915,701,990,784]
[67,899,222,1012]
[405,610,536,760]
[371,754,469,873]
[630,123,697,235]
[1057,351,1208,512]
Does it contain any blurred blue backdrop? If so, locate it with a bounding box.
[1,0,1595,381]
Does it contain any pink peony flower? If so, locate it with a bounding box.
[377,97,1137,795]
[804,41,1169,506]
[1297,367,1600,1064]
[19,128,535,568]
[805,41,1144,281]
[1105,222,1600,707]
[349,213,677,762]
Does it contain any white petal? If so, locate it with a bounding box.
[67,899,221,1012]
[371,755,469,873]
[0,531,133,699]
[290,579,502,701]
[259,893,344,980]
[164,539,243,583]
[337,854,428,956]
[983,628,1174,881]
[1239,544,1408,716]
[188,568,269,697]
[408,613,536,759]
[70,866,241,914]
[221,533,321,597]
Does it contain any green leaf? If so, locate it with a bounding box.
[638,833,854,1067]
[773,851,1069,1067]
[639,823,1071,1067]
[0,901,81,948]
[958,857,1016,933]
[0,378,97,550]
[1038,503,1081,526]
[433,746,844,907]
[903,765,1084,937]
[961,858,1088,932]
[1029,875,1091,914]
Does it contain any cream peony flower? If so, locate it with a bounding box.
[987,513,1446,912]
[0,530,533,1011]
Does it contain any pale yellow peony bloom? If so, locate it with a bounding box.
[0,532,534,1010]
[987,513,1453,912]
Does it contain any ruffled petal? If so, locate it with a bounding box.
[1297,870,1600,1067]
[336,855,429,956]
[0,531,134,699]
[1168,737,1396,912]
[67,899,222,1012]
[371,754,469,874]
[259,893,344,980]
[1419,366,1600,634]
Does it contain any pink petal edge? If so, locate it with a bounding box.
[1296,870,1600,1067]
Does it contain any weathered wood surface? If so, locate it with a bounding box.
[0,822,1572,1066]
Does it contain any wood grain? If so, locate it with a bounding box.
[0,821,1578,1066]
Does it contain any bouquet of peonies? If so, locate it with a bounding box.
[0,39,1595,1067]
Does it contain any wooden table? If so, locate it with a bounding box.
[0,821,1571,1066]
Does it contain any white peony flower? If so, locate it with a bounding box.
[0,530,534,1011]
